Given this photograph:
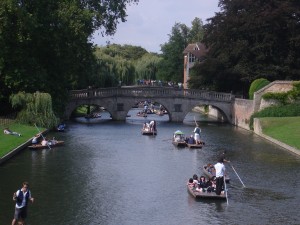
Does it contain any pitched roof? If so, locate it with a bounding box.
[183,42,209,58]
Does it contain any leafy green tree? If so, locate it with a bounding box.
[192,0,300,95]
[188,17,205,43]
[135,54,162,82]
[0,0,139,116]
[10,92,59,128]
[158,23,188,82]
[101,44,148,61]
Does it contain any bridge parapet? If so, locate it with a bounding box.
[70,87,234,102]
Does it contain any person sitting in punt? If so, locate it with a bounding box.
[50,137,57,145]
[41,139,48,146]
[196,176,207,192]
[192,174,199,185]
[143,122,150,131]
[174,134,181,142]
[187,178,195,189]
[31,134,41,144]
[207,164,215,175]
[206,176,217,193]
[187,135,195,144]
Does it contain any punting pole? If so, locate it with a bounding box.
[34,124,51,149]
[224,176,229,205]
[230,163,246,188]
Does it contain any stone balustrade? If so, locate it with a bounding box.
[70,87,233,102]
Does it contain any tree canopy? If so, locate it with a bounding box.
[158,18,205,83]
[189,0,300,96]
[0,0,138,116]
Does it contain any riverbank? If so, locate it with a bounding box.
[193,106,300,156]
[0,123,46,164]
[254,117,300,156]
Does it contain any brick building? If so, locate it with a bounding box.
[183,42,208,89]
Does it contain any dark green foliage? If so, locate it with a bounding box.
[190,0,300,95]
[0,0,138,117]
[10,92,59,128]
[262,81,300,104]
[249,78,270,100]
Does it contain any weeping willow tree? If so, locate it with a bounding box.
[10,91,59,128]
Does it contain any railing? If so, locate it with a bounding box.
[69,87,234,102]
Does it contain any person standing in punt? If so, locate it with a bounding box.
[11,181,34,225]
[193,124,201,144]
[214,157,226,195]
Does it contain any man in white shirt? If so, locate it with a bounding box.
[214,158,226,195]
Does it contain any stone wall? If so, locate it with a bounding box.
[230,80,295,130]
[232,98,254,130]
[253,81,294,112]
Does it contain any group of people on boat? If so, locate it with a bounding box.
[187,174,221,193]
[142,120,157,132]
[31,134,58,146]
[41,137,58,146]
[173,124,204,145]
[188,157,226,195]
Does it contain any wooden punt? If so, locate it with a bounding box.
[28,141,64,150]
[187,184,226,200]
[187,143,203,149]
[141,129,157,135]
[172,141,187,147]
[203,165,231,183]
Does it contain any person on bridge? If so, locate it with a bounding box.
[11,181,34,225]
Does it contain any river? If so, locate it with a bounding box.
[0,111,300,225]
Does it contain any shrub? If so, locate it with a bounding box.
[249,78,270,100]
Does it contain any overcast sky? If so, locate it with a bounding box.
[92,0,220,53]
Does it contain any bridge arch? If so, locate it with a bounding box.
[64,87,234,123]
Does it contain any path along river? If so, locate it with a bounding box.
[0,111,300,225]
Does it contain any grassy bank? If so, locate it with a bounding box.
[0,123,43,157]
[259,117,300,150]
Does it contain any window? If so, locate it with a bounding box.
[189,53,196,63]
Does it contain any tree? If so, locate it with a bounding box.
[135,54,162,82]
[0,0,139,116]
[192,0,300,95]
[188,17,205,43]
[10,91,59,128]
[158,23,188,82]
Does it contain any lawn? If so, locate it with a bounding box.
[0,122,45,157]
[259,117,300,150]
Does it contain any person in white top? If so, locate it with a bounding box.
[214,157,226,195]
[12,181,34,225]
[193,125,201,144]
[41,139,48,146]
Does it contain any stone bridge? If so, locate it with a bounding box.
[65,87,235,123]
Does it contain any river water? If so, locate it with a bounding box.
[0,111,300,225]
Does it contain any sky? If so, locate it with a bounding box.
[92,0,220,53]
